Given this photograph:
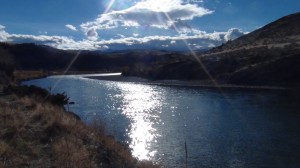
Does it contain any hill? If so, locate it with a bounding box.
[123,12,300,87]
[0,42,185,74]
[0,48,14,84]
[212,12,300,50]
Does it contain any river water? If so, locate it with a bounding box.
[23,74,300,168]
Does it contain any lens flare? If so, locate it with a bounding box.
[51,51,82,91]
[103,0,134,13]
[162,12,219,87]
[104,0,116,14]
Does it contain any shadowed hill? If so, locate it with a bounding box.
[0,42,182,73]
[209,12,300,52]
[203,12,300,86]
[123,12,300,87]
[0,48,14,84]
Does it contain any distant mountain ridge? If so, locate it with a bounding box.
[0,42,184,73]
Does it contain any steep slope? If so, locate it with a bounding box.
[125,12,300,87]
[206,12,300,86]
[209,12,300,51]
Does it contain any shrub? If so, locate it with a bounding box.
[3,85,69,106]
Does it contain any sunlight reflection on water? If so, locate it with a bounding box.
[109,82,163,160]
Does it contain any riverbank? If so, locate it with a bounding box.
[15,71,290,91]
[0,85,158,168]
[86,74,289,90]
[14,70,49,83]
[14,70,119,83]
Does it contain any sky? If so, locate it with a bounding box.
[0,0,299,51]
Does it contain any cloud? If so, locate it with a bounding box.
[0,24,9,41]
[133,33,139,37]
[224,28,244,41]
[86,28,98,41]
[0,24,245,51]
[183,0,204,3]
[0,25,101,50]
[117,34,125,38]
[0,24,5,30]
[65,24,78,31]
[91,28,245,50]
[38,31,48,35]
[80,0,213,39]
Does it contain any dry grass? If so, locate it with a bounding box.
[14,70,48,82]
[0,95,159,168]
[52,135,96,168]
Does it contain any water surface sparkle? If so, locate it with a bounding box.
[110,82,163,160]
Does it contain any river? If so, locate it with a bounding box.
[23,74,300,168]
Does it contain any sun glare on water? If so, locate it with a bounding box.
[112,82,163,160]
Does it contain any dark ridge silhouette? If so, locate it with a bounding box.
[0,42,184,73]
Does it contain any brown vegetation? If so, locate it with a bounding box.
[14,71,49,82]
[0,91,159,167]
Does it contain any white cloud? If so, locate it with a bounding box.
[184,0,204,3]
[133,33,139,37]
[0,23,245,51]
[224,28,244,41]
[117,34,126,38]
[91,28,245,50]
[0,24,5,30]
[80,0,213,39]
[0,25,101,50]
[65,24,78,31]
[38,31,48,35]
[0,24,9,41]
[86,28,98,41]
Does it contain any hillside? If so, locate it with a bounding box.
[123,12,300,87]
[0,42,182,73]
[210,12,300,51]
[0,48,14,84]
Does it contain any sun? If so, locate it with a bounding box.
[135,0,174,12]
